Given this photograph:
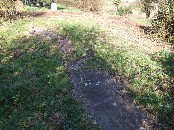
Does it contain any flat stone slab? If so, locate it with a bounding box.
[70,70,148,130]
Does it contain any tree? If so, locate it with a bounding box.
[152,0,174,42]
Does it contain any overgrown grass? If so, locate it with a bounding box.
[0,17,173,129]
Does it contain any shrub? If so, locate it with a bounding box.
[140,0,153,18]
[113,0,121,8]
[0,0,17,21]
[59,0,105,11]
[151,0,174,42]
[116,6,132,16]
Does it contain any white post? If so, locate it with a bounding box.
[51,3,57,11]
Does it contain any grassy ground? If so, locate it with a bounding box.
[24,4,81,13]
[0,20,93,129]
[128,17,151,26]
[51,19,174,126]
[0,16,174,129]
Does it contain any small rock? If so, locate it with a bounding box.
[112,102,117,106]
[139,127,146,130]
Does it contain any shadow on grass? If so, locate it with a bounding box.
[0,22,144,129]
[0,20,174,129]
[161,52,174,77]
[0,35,91,129]
[159,52,174,127]
[59,23,174,128]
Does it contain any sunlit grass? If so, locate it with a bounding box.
[47,19,173,125]
[24,5,48,12]
[0,20,92,129]
[128,17,151,26]
[0,16,173,129]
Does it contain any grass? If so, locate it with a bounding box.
[116,6,132,16]
[0,16,173,129]
[57,4,66,10]
[128,17,151,26]
[24,4,81,13]
[0,20,93,129]
[48,19,174,126]
[24,6,48,12]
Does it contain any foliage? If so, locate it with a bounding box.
[0,0,17,21]
[151,0,174,42]
[113,0,121,8]
[140,0,153,18]
[0,20,94,129]
[58,0,105,11]
[116,6,132,16]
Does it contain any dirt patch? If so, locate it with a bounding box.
[70,70,149,130]
[65,49,150,129]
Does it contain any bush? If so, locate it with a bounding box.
[151,0,174,42]
[0,0,17,21]
[59,0,105,11]
[116,6,132,16]
[22,0,105,11]
[113,0,121,8]
[140,0,153,18]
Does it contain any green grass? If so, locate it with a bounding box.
[24,5,48,12]
[116,6,132,16]
[0,20,93,129]
[24,4,81,13]
[66,7,82,12]
[48,19,173,125]
[128,17,151,26]
[57,4,66,10]
[0,17,173,129]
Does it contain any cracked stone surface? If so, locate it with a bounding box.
[70,70,149,130]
